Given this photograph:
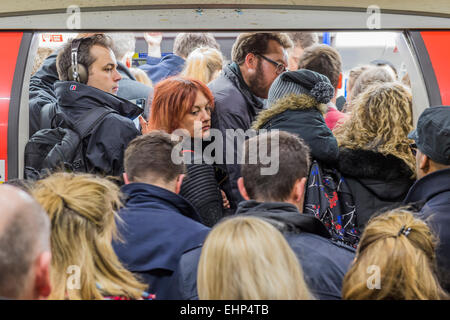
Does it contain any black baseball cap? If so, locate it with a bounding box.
[408,106,450,165]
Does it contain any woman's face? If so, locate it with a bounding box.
[179,91,212,138]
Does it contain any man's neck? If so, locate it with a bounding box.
[132,178,176,194]
[253,197,303,213]
[238,64,251,89]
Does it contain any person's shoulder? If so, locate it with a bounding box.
[210,77,247,111]
[118,78,151,97]
[286,232,355,260]
[209,73,238,95]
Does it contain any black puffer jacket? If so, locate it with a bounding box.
[54,81,142,177]
[165,200,355,300]
[338,148,415,230]
[252,93,338,165]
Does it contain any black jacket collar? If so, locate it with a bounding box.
[236,200,331,238]
[121,182,203,223]
[404,168,450,204]
[54,81,143,121]
[338,148,414,181]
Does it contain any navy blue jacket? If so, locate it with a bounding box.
[112,183,210,298]
[139,54,185,85]
[404,168,450,292]
[166,200,355,300]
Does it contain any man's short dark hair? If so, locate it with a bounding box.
[298,44,342,89]
[0,187,50,299]
[232,32,293,65]
[56,33,113,81]
[241,131,311,201]
[173,33,220,59]
[287,32,319,49]
[124,131,186,183]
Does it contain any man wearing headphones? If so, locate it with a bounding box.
[51,34,142,177]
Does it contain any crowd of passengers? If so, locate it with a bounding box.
[0,32,449,300]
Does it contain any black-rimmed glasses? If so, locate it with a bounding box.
[255,53,287,75]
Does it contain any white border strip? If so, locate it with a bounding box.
[0,8,449,30]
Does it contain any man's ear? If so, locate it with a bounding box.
[34,251,52,300]
[419,153,430,172]
[175,174,185,194]
[291,177,307,203]
[237,177,250,201]
[337,73,343,89]
[244,53,258,70]
[123,173,130,185]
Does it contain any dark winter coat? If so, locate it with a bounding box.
[252,93,339,165]
[338,148,415,230]
[54,81,142,177]
[139,54,185,85]
[208,63,265,209]
[29,53,152,135]
[112,183,210,298]
[404,168,450,292]
[165,200,355,300]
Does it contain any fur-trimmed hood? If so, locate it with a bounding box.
[251,94,338,164]
[252,93,328,130]
[338,148,414,181]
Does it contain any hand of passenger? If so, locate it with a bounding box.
[144,32,163,46]
[139,115,151,135]
[221,190,230,209]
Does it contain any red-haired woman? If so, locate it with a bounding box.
[140,77,229,227]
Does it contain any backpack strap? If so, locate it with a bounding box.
[71,106,117,139]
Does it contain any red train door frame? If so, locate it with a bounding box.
[0,31,32,182]
[408,31,450,107]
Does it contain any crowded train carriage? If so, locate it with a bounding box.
[0,0,449,302]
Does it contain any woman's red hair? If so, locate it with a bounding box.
[149,77,215,133]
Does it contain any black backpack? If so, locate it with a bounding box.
[24,106,116,180]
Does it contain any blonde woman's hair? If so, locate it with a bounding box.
[333,82,416,175]
[197,216,313,300]
[129,67,153,87]
[31,172,147,300]
[342,209,448,300]
[180,47,224,84]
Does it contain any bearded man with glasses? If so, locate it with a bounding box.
[208,33,293,212]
